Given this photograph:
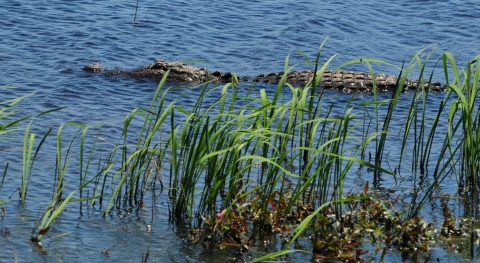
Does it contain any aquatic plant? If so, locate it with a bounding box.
[30,183,77,242]
[20,108,65,202]
[443,53,480,189]
[0,87,66,202]
[103,73,173,216]
[30,121,109,242]
[4,42,480,261]
[162,55,391,232]
[250,49,480,261]
[0,88,33,197]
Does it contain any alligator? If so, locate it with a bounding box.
[83,60,445,91]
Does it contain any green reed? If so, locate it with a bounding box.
[157,43,395,232]
[443,53,480,188]
[396,52,480,218]
[1,89,32,194]
[20,107,64,202]
[35,123,121,243]
[338,48,436,178]
[0,88,32,202]
[4,43,480,259]
[103,73,173,216]
[76,123,100,214]
[0,88,64,202]
[20,122,51,202]
[31,182,77,242]
[0,89,33,136]
[268,51,480,260]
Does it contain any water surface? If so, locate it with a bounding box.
[1,0,479,262]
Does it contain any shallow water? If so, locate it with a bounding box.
[1,0,479,262]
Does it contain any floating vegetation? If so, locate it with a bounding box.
[185,182,478,262]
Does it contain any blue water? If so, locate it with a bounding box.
[1,0,479,262]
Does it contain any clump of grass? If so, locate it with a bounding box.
[20,107,65,202]
[30,122,107,242]
[252,48,480,261]
[4,40,480,261]
[443,53,480,189]
[132,42,398,260]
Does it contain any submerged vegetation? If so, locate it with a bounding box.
[1,42,480,261]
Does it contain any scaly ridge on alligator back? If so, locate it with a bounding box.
[83,60,445,92]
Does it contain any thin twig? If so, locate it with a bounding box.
[134,0,140,24]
